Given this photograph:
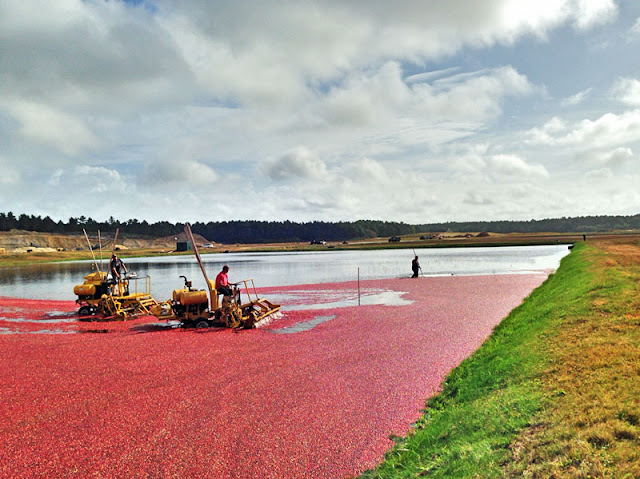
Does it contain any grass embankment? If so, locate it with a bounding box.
[360,238,640,478]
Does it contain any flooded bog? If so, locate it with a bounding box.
[0,245,570,302]
[0,271,554,478]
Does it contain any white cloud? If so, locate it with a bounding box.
[139,158,218,187]
[565,111,640,149]
[561,88,593,106]
[0,154,21,187]
[302,63,535,149]
[579,146,633,170]
[48,169,63,187]
[73,166,127,194]
[0,0,192,113]
[585,167,613,180]
[544,117,569,134]
[345,157,389,183]
[0,0,95,36]
[595,147,633,166]
[488,154,550,178]
[263,147,328,181]
[155,0,612,107]
[571,0,618,30]
[464,193,494,206]
[452,144,489,174]
[416,66,535,121]
[405,67,461,84]
[527,110,640,150]
[632,18,640,36]
[603,146,633,166]
[612,77,640,106]
[526,117,568,144]
[255,155,443,221]
[28,165,129,218]
[5,101,98,156]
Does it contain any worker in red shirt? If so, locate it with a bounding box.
[215,265,234,297]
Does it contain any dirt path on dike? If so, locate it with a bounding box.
[0,273,547,478]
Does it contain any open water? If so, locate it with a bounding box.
[0,245,571,302]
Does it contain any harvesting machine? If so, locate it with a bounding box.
[149,224,280,329]
[73,229,161,320]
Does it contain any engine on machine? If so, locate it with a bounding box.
[168,276,211,326]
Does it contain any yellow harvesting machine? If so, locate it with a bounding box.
[148,224,280,329]
[73,270,160,321]
[73,229,162,321]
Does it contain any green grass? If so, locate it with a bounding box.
[358,242,595,478]
[505,240,640,478]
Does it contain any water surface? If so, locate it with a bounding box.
[0,245,570,301]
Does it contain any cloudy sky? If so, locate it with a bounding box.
[1,0,639,224]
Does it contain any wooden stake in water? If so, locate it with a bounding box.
[358,267,361,306]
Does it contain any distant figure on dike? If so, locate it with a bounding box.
[412,256,420,278]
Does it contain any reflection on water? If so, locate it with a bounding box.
[1,317,78,324]
[0,245,570,301]
[0,327,76,335]
[266,288,413,311]
[271,315,337,334]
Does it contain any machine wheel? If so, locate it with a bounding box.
[194,318,210,329]
[78,306,93,316]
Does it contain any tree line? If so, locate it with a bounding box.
[0,212,177,238]
[1,211,639,244]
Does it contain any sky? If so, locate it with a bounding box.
[1,0,639,225]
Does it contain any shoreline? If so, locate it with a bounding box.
[0,229,594,269]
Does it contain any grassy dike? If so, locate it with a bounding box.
[359,239,640,478]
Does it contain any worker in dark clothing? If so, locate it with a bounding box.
[411,256,420,278]
[110,253,128,295]
[110,253,127,281]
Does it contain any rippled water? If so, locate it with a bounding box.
[0,245,570,301]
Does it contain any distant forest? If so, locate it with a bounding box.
[1,211,639,244]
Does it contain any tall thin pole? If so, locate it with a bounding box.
[98,230,103,273]
[184,223,215,310]
[358,267,361,306]
[110,228,120,257]
[83,229,99,272]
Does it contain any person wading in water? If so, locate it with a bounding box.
[411,255,420,278]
